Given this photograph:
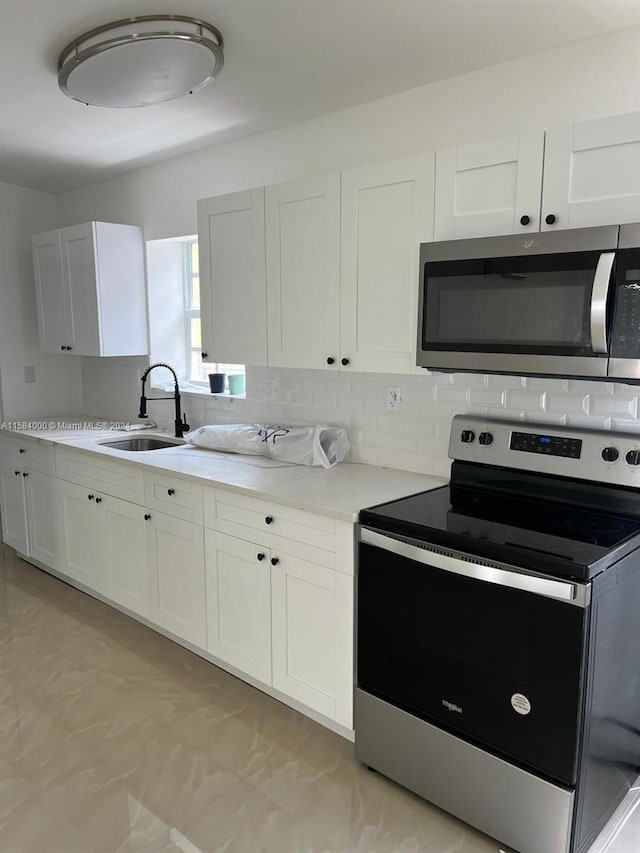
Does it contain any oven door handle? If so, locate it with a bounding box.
[360,528,589,607]
[590,251,615,355]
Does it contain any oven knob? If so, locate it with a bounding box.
[601,446,619,463]
[625,450,640,466]
[460,430,475,443]
[479,432,493,446]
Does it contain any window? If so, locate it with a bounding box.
[146,236,245,394]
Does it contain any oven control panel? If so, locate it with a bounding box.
[510,431,582,459]
[449,415,640,486]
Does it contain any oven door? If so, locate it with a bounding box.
[417,226,618,378]
[357,528,590,786]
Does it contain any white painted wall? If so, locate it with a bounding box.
[58,26,640,474]
[0,181,82,420]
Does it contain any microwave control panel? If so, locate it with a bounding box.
[611,251,640,359]
[611,279,640,358]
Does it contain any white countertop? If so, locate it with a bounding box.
[1,422,446,521]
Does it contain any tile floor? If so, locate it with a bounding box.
[0,544,638,853]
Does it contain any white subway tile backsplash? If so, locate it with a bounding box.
[545,393,589,414]
[523,376,570,392]
[505,390,546,411]
[612,418,640,433]
[487,374,525,388]
[453,372,487,386]
[469,387,505,407]
[589,395,638,417]
[363,398,387,415]
[82,362,640,477]
[435,385,470,403]
[565,415,612,430]
[349,413,378,431]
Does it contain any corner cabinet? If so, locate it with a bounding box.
[32,221,149,356]
[197,189,267,365]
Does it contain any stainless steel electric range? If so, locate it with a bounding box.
[356,415,640,853]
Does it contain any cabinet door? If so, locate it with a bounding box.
[543,112,640,230]
[271,553,353,727]
[56,479,102,587]
[266,173,341,369]
[434,132,544,240]
[205,530,272,683]
[99,495,149,618]
[24,470,57,569]
[0,456,28,554]
[60,223,101,356]
[147,511,206,648]
[340,155,434,373]
[31,230,68,354]
[197,189,267,365]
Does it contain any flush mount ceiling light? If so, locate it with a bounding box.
[57,15,224,108]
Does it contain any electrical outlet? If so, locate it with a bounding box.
[386,385,401,412]
[264,380,275,400]
[24,366,36,384]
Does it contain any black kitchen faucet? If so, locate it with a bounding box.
[138,362,190,438]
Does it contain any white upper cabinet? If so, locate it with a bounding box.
[340,155,434,373]
[266,173,341,369]
[32,221,148,356]
[434,131,545,240]
[542,111,640,231]
[197,189,267,365]
[32,230,68,354]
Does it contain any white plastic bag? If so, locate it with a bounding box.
[184,424,350,468]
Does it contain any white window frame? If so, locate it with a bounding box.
[183,239,245,392]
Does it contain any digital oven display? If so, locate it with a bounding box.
[510,431,582,459]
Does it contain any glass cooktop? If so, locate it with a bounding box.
[360,483,640,581]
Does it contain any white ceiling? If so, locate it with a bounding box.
[3,0,640,194]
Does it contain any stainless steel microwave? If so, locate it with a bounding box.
[416,224,640,382]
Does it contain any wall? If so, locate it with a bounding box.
[0,181,82,421]
[63,26,640,475]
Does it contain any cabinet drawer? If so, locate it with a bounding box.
[208,487,338,568]
[55,447,144,503]
[0,435,54,474]
[143,471,203,524]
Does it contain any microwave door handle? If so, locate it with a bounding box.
[590,252,616,354]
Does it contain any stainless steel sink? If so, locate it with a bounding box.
[99,437,183,452]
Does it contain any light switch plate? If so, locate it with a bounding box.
[24,366,36,384]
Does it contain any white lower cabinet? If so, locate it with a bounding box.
[24,470,58,569]
[271,553,353,727]
[0,441,57,568]
[57,480,102,588]
[205,530,272,682]
[147,510,206,649]
[100,494,150,619]
[12,445,354,732]
[205,528,353,728]
[0,455,29,554]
